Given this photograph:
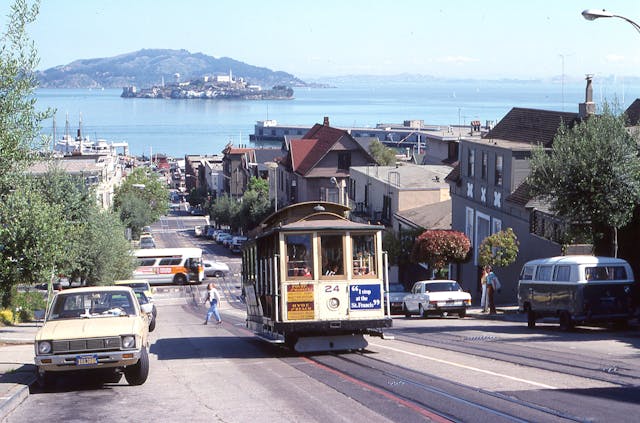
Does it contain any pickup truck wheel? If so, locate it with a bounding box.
[125,347,150,386]
[458,309,466,318]
[148,316,156,332]
[559,311,574,331]
[214,271,224,278]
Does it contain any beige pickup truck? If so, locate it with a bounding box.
[34,286,152,388]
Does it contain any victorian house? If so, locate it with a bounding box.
[275,117,376,207]
[446,76,597,302]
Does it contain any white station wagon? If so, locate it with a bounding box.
[34,286,152,388]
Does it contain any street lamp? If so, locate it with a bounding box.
[582,9,640,34]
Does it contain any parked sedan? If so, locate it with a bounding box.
[385,283,409,314]
[403,280,471,318]
[203,260,230,277]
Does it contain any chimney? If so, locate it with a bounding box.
[323,116,330,126]
[579,74,596,118]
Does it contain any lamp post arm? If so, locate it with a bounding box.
[616,15,640,35]
[582,9,640,35]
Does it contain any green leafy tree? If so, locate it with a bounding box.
[241,177,271,229]
[73,208,135,285]
[369,139,397,166]
[114,167,168,237]
[0,185,67,306]
[382,228,423,266]
[0,0,52,193]
[527,103,640,257]
[210,194,241,230]
[411,230,471,276]
[478,228,519,268]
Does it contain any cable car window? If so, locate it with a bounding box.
[352,234,376,277]
[286,234,313,278]
[320,234,343,277]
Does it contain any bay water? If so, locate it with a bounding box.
[35,79,640,158]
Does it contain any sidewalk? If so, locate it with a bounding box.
[0,322,39,421]
[0,307,523,419]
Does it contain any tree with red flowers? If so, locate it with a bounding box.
[411,230,471,276]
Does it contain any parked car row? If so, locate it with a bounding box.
[194,225,248,255]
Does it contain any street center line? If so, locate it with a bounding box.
[370,342,557,389]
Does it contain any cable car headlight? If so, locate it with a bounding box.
[327,297,340,310]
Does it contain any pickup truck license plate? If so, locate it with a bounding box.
[76,355,98,366]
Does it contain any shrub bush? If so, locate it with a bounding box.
[11,288,47,323]
[0,309,14,325]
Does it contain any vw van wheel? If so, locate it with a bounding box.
[458,309,466,318]
[527,309,536,328]
[174,274,187,285]
[149,316,156,332]
[559,311,574,331]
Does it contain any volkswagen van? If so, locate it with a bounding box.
[518,255,636,330]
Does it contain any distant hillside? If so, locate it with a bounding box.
[36,49,308,89]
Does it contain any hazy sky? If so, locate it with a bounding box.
[2,0,640,80]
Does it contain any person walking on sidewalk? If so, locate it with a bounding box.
[485,265,499,314]
[203,282,222,325]
[480,266,489,313]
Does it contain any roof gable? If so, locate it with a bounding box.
[625,99,640,126]
[485,107,581,147]
[290,139,321,174]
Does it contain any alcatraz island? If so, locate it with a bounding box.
[121,71,294,100]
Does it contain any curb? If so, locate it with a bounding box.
[0,365,36,422]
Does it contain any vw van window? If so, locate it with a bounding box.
[553,265,571,281]
[585,266,627,281]
[520,266,534,280]
[535,265,553,281]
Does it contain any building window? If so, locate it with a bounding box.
[382,195,392,223]
[465,207,474,244]
[467,148,475,177]
[492,218,502,234]
[495,154,503,187]
[481,151,488,180]
[338,152,351,170]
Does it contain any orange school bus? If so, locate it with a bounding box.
[241,202,392,353]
